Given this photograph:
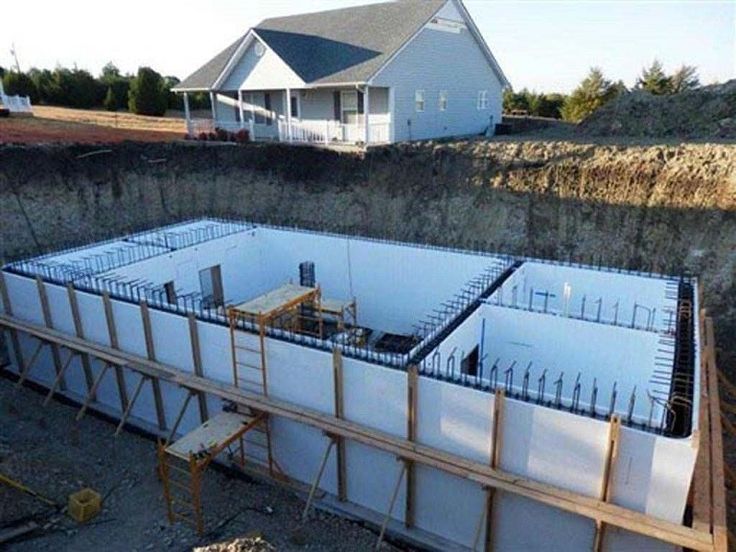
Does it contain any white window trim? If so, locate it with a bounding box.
[415,90,425,113]
[439,90,448,112]
[477,90,488,110]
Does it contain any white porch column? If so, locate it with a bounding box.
[388,87,395,144]
[285,88,292,142]
[209,91,216,122]
[237,89,245,129]
[364,85,370,145]
[183,92,191,135]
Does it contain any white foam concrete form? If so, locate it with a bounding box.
[1,219,700,552]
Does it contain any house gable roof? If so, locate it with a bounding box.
[174,0,508,91]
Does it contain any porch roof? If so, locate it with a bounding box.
[174,0,445,92]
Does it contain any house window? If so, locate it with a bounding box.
[415,90,425,112]
[439,90,448,111]
[341,90,359,124]
[460,346,480,377]
[290,95,299,118]
[477,90,489,110]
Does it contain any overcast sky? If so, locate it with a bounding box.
[2,0,734,93]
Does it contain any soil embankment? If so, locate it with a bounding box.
[1,140,734,361]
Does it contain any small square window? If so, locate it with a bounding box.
[439,90,448,111]
[415,90,425,112]
[477,90,488,110]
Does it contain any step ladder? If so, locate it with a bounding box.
[157,411,266,534]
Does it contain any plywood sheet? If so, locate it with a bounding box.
[167,411,256,459]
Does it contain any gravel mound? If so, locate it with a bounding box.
[578,80,736,139]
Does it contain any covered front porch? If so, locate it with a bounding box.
[183,86,392,145]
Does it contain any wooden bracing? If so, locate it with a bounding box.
[0,309,727,552]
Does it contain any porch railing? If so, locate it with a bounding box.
[187,117,391,145]
[0,94,32,113]
[278,120,391,145]
[188,119,254,137]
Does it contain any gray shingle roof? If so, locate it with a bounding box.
[174,36,245,91]
[174,0,483,90]
[255,0,446,85]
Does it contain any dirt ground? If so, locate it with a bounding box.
[0,375,399,551]
[0,106,185,144]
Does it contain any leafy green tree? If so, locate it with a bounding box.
[670,65,700,93]
[503,89,530,113]
[560,67,622,122]
[101,62,122,82]
[128,66,168,116]
[2,71,39,102]
[534,93,566,119]
[637,60,672,95]
[163,75,184,110]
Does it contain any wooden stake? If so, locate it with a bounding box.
[301,437,336,521]
[42,350,76,406]
[0,271,25,374]
[15,340,44,387]
[102,292,128,412]
[166,391,195,445]
[593,415,621,552]
[483,389,505,552]
[35,276,65,391]
[332,348,347,501]
[115,375,149,436]
[188,313,209,423]
[76,363,110,421]
[66,283,95,394]
[140,301,167,431]
[405,364,418,528]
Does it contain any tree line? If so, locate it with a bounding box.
[503,60,702,123]
[0,63,209,116]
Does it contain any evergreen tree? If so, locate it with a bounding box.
[637,60,672,95]
[128,67,168,116]
[103,86,118,111]
[560,68,621,122]
[2,71,39,102]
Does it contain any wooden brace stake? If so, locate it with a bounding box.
[16,340,44,387]
[42,349,77,406]
[301,436,336,521]
[375,460,408,551]
[115,375,150,437]
[165,390,195,446]
[76,363,110,421]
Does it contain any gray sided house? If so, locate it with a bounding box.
[173,0,509,146]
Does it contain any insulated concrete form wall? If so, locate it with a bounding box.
[1,268,697,551]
